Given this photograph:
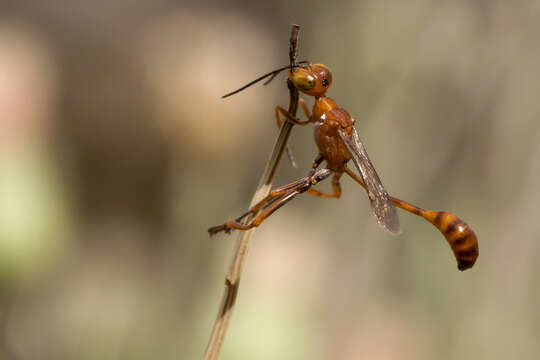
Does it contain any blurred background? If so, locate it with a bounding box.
[0,0,539,359]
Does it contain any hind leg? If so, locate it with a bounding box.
[208,169,332,235]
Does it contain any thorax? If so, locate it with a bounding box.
[311,96,355,171]
[311,96,354,129]
[311,96,338,122]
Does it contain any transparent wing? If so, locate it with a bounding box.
[338,127,401,234]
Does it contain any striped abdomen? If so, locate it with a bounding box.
[391,198,479,271]
[422,211,478,271]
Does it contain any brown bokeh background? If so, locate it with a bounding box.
[0,1,539,359]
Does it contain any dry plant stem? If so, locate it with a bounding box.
[203,25,301,360]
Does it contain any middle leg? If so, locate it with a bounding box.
[307,171,343,198]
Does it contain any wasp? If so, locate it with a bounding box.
[209,62,478,271]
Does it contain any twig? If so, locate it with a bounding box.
[203,24,301,360]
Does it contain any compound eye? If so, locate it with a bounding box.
[322,78,329,87]
[291,70,316,91]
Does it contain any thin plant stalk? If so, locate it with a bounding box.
[202,24,301,360]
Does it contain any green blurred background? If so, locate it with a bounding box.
[0,0,539,359]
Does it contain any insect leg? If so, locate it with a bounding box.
[274,100,313,168]
[230,177,311,224]
[209,191,301,233]
[275,106,312,125]
[274,105,299,168]
[208,169,332,235]
[299,98,311,118]
[310,154,324,172]
[306,171,342,198]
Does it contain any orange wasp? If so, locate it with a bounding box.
[209,62,478,271]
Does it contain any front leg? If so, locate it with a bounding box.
[275,105,312,126]
[274,98,312,128]
[299,98,311,119]
[274,98,312,168]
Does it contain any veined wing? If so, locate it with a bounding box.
[338,127,401,234]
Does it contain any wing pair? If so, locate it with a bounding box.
[338,127,401,235]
